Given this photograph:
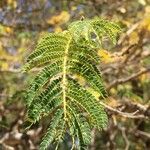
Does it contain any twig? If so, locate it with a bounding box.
[136,130,150,139]
[118,22,139,45]
[107,67,150,90]
[123,98,149,112]
[120,127,130,150]
[99,101,148,119]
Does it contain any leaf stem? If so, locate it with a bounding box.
[62,36,72,120]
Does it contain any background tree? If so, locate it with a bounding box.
[0,0,150,150]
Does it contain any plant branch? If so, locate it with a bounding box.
[99,101,148,119]
[107,67,150,91]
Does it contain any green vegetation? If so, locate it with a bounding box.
[0,1,150,150]
[23,18,120,150]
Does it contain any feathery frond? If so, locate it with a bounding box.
[23,17,120,149]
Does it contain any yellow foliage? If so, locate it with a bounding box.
[140,18,150,31]
[98,49,113,63]
[0,49,19,61]
[0,62,9,70]
[46,11,70,25]
[139,73,149,83]
[139,7,150,31]
[98,49,124,63]
[54,26,63,33]
[0,42,3,50]
[7,0,17,8]
[129,31,139,45]
[71,6,77,11]
[5,27,13,34]
[144,5,150,16]
[0,25,13,34]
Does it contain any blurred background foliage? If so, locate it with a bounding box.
[0,0,150,150]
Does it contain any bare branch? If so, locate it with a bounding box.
[107,68,150,91]
[99,101,148,119]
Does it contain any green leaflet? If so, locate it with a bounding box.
[67,103,91,148]
[23,17,120,149]
[27,78,62,122]
[67,78,108,129]
[40,109,64,150]
[25,61,62,107]
[69,42,100,65]
[69,17,121,46]
[91,18,121,44]
[68,53,107,97]
[27,33,68,62]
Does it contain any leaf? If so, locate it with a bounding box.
[23,18,120,149]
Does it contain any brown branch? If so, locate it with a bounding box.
[120,127,130,150]
[118,22,139,46]
[123,98,148,112]
[107,67,150,91]
[136,130,150,139]
[99,101,148,119]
